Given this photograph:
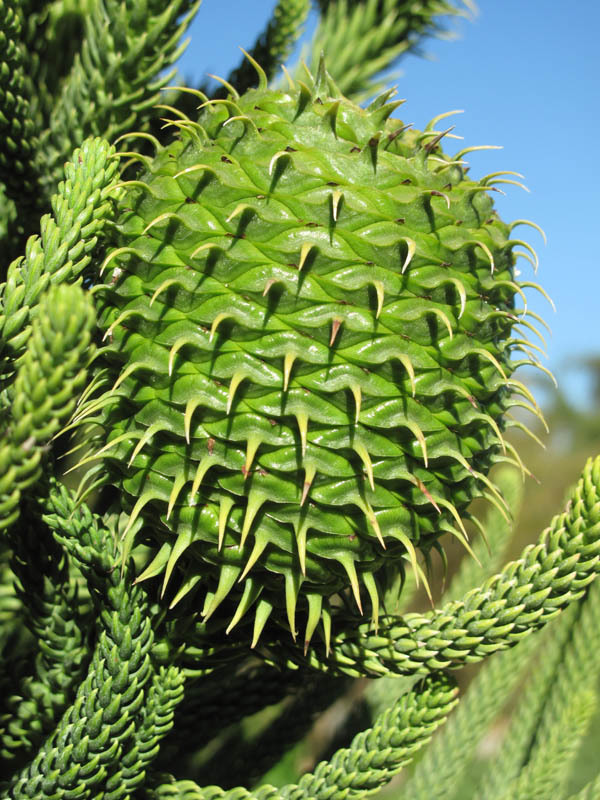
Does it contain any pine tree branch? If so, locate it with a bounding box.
[277,455,600,677]
[474,580,600,800]
[0,544,20,632]
[0,513,90,768]
[285,673,457,799]
[397,635,539,800]
[221,0,311,96]
[2,481,156,798]
[495,687,596,800]
[198,674,345,789]
[300,0,473,102]
[148,673,458,799]
[156,665,310,773]
[0,283,95,531]
[22,0,96,128]
[38,0,200,194]
[364,467,522,729]
[113,665,186,796]
[472,599,581,799]
[0,0,44,225]
[0,137,120,380]
[0,185,17,259]
[524,585,600,796]
[566,774,600,800]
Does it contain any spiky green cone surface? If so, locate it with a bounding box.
[82,65,545,649]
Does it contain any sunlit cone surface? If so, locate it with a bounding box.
[83,63,548,648]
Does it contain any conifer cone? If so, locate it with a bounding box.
[81,61,548,648]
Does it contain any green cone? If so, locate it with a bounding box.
[79,62,548,647]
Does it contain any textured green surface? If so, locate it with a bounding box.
[0,284,95,530]
[1,480,181,799]
[149,673,458,799]
[2,1,598,797]
[38,0,200,195]
[0,513,89,768]
[83,65,541,642]
[276,456,600,676]
[0,0,41,209]
[0,137,120,387]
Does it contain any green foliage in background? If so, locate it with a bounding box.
[1,2,599,799]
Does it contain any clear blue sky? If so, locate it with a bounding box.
[176,1,600,410]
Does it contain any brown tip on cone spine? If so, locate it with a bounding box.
[330,318,342,346]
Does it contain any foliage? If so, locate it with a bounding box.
[0,2,598,799]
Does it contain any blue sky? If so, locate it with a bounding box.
[176,1,600,410]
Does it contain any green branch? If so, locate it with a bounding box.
[0,284,95,531]
[0,137,120,382]
[149,673,458,799]
[280,456,600,677]
[0,516,89,768]
[0,1,43,224]
[38,0,200,194]
[302,0,473,101]
[222,0,311,96]
[2,482,157,798]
